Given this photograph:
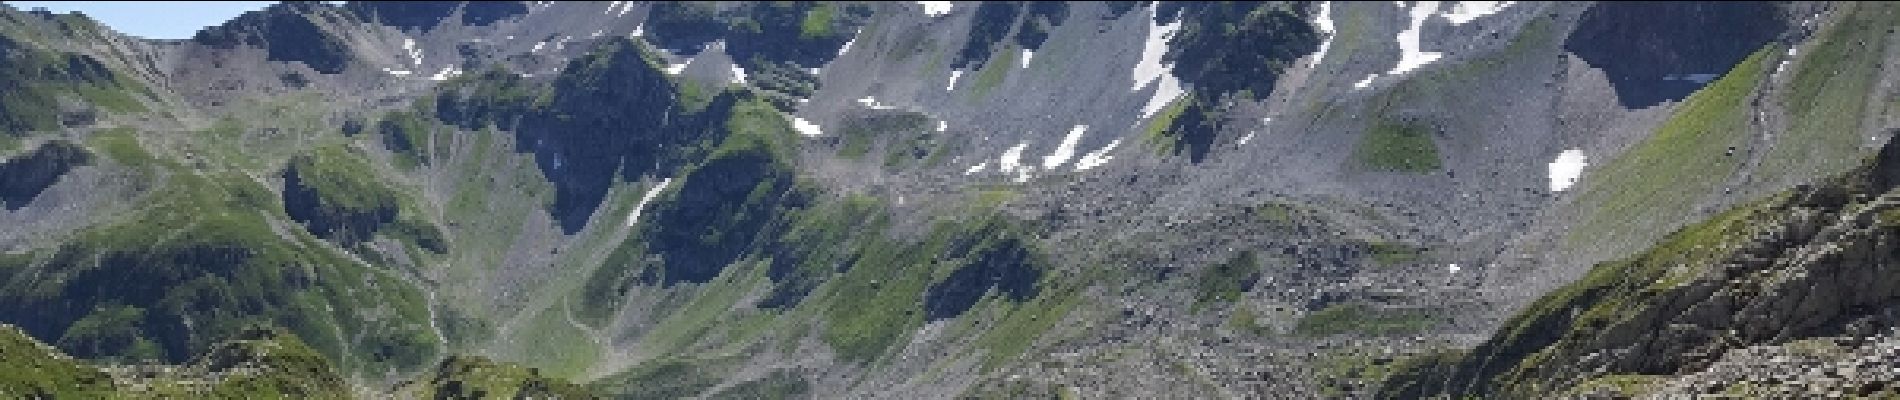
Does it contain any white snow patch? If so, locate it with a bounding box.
[1133,6,1186,118]
[532,41,549,53]
[965,161,990,175]
[425,66,463,81]
[1392,2,1444,75]
[1447,263,1461,273]
[918,1,954,16]
[786,114,824,137]
[1439,1,1514,25]
[936,120,948,132]
[592,30,604,38]
[1021,49,1035,68]
[947,70,963,90]
[1042,125,1088,169]
[729,64,748,85]
[607,1,636,16]
[382,68,413,77]
[1238,132,1256,146]
[403,38,424,66]
[998,142,1035,181]
[1351,1,1447,90]
[630,24,645,37]
[857,97,897,110]
[1074,139,1123,171]
[837,30,860,57]
[626,178,673,227]
[1353,75,1379,89]
[998,143,1028,172]
[666,57,692,75]
[1310,2,1335,68]
[1548,149,1587,192]
[807,67,822,76]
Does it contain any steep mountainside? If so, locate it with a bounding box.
[0,1,1896,398]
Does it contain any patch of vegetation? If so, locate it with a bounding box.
[1379,193,1775,398]
[1366,242,1421,267]
[0,33,148,137]
[970,45,1017,97]
[1315,349,1409,398]
[1293,304,1437,337]
[1566,374,1664,397]
[725,2,874,71]
[0,153,440,379]
[973,284,1079,369]
[590,359,724,399]
[1355,119,1441,172]
[283,145,402,243]
[377,110,434,166]
[1224,305,1277,336]
[399,355,597,399]
[1762,2,1900,185]
[1193,251,1261,310]
[820,213,1049,364]
[707,370,810,400]
[1143,96,1193,155]
[0,324,118,397]
[836,111,932,161]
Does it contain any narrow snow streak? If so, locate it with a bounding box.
[1042,125,1088,169]
[837,29,860,57]
[426,66,462,81]
[965,161,990,175]
[1021,49,1035,69]
[1309,2,1335,68]
[666,56,693,75]
[1548,149,1587,192]
[626,178,673,227]
[404,38,423,67]
[1439,1,1514,25]
[918,1,954,16]
[947,70,963,90]
[857,97,897,110]
[1074,139,1123,171]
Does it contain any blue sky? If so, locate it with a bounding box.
[7,1,280,39]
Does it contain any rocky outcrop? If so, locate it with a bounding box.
[192,2,357,74]
[1564,2,1786,108]
[1381,139,1900,398]
[0,141,89,210]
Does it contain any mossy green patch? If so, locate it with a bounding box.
[1761,3,1899,186]
[1194,251,1261,310]
[1355,119,1441,172]
[1293,304,1437,337]
[970,45,1017,97]
[399,355,598,399]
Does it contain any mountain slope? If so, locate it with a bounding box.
[1,1,1898,398]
